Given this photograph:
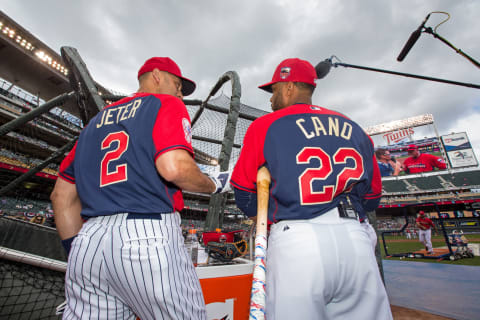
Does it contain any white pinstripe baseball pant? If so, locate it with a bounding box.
[63,212,206,320]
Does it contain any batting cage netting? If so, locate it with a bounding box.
[0,247,66,320]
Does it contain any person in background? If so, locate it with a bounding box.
[375,148,401,177]
[403,144,447,174]
[415,210,437,254]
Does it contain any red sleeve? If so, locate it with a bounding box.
[367,154,382,199]
[152,95,194,160]
[231,119,267,192]
[58,142,78,184]
[431,154,447,169]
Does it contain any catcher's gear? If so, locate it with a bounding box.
[206,240,248,262]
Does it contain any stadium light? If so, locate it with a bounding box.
[315,56,480,90]
[365,114,434,136]
[0,21,68,76]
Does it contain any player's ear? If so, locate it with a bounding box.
[152,68,163,85]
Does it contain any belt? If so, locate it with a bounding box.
[82,213,167,220]
[126,213,167,220]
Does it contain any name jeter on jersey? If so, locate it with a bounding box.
[296,115,353,140]
[96,99,142,128]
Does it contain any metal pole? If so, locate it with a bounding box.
[0,138,77,196]
[335,62,480,89]
[205,71,242,231]
[367,210,385,284]
[0,92,74,137]
[432,121,450,170]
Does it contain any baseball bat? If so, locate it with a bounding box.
[249,166,271,320]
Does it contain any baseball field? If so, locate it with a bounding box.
[380,235,480,265]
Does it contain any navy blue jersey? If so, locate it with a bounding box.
[59,92,193,217]
[231,104,382,222]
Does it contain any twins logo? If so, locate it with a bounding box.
[206,298,234,320]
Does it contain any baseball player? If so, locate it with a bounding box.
[415,210,437,254]
[403,144,447,174]
[50,57,231,320]
[231,58,392,320]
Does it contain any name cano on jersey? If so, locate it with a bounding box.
[96,99,142,128]
[296,116,352,140]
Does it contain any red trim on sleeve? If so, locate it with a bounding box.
[58,142,78,183]
[152,95,194,158]
[366,154,383,199]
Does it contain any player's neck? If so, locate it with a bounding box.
[292,97,312,106]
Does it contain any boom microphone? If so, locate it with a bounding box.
[315,59,332,79]
[397,14,431,62]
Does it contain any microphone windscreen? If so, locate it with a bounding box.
[315,60,332,79]
[397,28,422,62]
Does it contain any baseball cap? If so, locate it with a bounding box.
[138,57,196,96]
[259,58,317,93]
[407,144,418,151]
[419,210,425,215]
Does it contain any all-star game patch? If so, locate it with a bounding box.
[280,67,291,79]
[182,117,192,143]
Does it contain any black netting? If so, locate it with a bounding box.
[0,258,65,320]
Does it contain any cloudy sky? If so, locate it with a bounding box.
[2,0,480,159]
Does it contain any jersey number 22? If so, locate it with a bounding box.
[297,147,364,205]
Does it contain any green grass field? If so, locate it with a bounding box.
[380,235,480,266]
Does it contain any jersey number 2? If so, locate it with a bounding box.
[100,131,129,187]
[297,147,364,205]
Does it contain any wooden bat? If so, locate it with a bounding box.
[249,166,271,320]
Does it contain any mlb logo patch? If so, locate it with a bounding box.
[182,118,192,143]
[280,67,291,79]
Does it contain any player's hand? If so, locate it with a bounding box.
[208,170,233,194]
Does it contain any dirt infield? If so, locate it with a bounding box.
[391,305,454,319]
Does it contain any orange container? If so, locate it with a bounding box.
[136,258,253,320]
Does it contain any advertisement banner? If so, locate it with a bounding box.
[441,132,478,168]
[443,221,457,227]
[460,221,479,227]
[441,132,472,151]
[447,149,478,168]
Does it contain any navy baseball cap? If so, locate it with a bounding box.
[259,58,317,93]
[138,57,196,96]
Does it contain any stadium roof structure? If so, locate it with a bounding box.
[0,11,112,118]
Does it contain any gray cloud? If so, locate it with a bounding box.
[2,0,479,157]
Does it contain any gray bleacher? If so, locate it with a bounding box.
[407,176,443,191]
[448,171,480,187]
[382,180,408,193]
